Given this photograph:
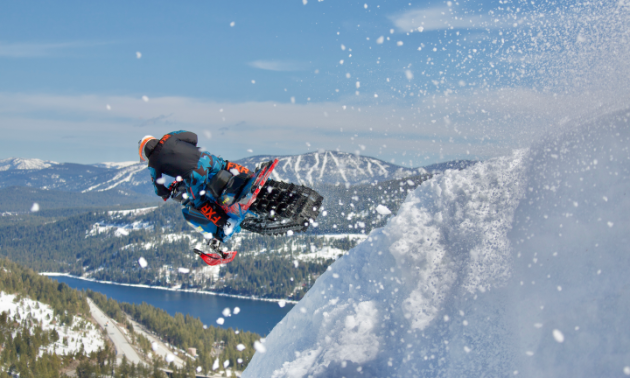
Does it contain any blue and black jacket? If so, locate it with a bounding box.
[147,131,226,207]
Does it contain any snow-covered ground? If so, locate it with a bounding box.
[87,220,153,237]
[0,292,105,356]
[107,206,158,217]
[86,207,160,237]
[296,236,368,261]
[242,109,630,377]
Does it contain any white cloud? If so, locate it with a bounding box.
[1,82,614,165]
[389,6,506,32]
[248,60,308,72]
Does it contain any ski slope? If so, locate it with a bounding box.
[242,109,630,377]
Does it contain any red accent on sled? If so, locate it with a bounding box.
[243,159,279,211]
[198,251,237,266]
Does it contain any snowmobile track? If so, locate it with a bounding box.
[241,179,323,235]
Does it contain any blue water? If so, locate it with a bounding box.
[51,276,293,336]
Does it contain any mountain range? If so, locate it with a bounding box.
[0,152,475,197]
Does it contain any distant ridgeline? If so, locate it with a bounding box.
[0,153,476,197]
[0,258,261,377]
[0,153,477,300]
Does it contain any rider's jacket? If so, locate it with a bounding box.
[147,131,226,205]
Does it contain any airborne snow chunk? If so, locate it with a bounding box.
[138,257,148,268]
[375,204,391,215]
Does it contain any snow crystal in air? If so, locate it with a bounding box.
[230,21,235,27]
[196,366,202,373]
[375,204,391,215]
[217,317,225,325]
[247,149,253,153]
[204,130,212,139]
[376,36,384,44]
[238,358,243,364]
[142,96,149,102]
[212,358,220,370]
[287,230,294,236]
[293,260,299,268]
[405,70,413,80]
[224,360,230,368]
[355,81,360,89]
[251,80,256,84]
[237,344,246,351]
[302,0,307,5]
[278,300,286,308]
[30,203,39,212]
[624,366,630,375]
[222,308,231,317]
[151,342,158,351]
[165,354,175,363]
[156,177,166,185]
[138,257,148,268]
[233,307,240,314]
[397,41,403,46]
[106,104,111,110]
[178,268,190,274]
[553,329,565,343]
[254,341,267,353]
[136,51,142,59]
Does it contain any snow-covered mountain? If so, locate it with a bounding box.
[0,157,58,171]
[0,151,472,196]
[242,109,630,377]
[233,151,425,186]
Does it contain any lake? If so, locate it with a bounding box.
[51,276,294,336]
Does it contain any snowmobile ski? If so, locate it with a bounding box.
[242,159,279,210]
[194,248,237,266]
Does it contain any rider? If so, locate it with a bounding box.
[138,131,252,249]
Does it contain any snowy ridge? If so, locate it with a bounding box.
[81,162,147,192]
[93,161,139,169]
[0,157,58,171]
[0,292,105,355]
[234,151,424,186]
[242,109,630,377]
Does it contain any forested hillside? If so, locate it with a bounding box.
[0,172,437,299]
[0,258,265,377]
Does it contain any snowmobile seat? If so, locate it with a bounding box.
[207,170,232,199]
[220,172,252,205]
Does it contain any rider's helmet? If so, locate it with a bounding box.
[138,135,157,163]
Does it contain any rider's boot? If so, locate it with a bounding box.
[207,238,228,259]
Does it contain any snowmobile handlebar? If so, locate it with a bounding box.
[166,180,188,203]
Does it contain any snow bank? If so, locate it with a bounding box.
[242,109,630,377]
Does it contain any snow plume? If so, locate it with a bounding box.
[243,108,630,377]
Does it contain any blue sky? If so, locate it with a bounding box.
[0,0,625,165]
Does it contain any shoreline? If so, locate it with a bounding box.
[40,272,299,305]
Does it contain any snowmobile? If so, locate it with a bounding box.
[167,159,324,266]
